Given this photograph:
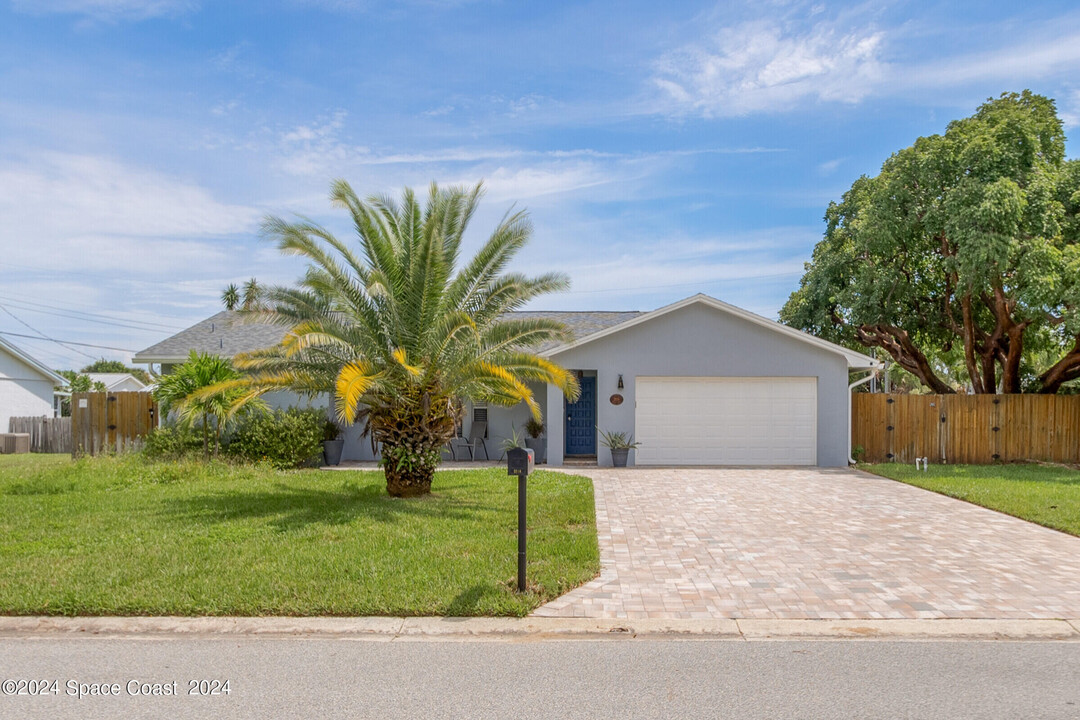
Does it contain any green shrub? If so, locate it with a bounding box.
[143,424,203,461]
[228,408,327,469]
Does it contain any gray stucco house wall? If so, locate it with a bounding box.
[543,300,855,467]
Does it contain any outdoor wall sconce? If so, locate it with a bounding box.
[617,374,624,389]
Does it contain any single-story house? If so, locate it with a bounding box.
[84,373,149,392]
[133,294,879,467]
[0,336,68,432]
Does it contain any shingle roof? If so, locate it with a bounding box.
[132,311,292,364]
[132,310,644,363]
[511,311,643,353]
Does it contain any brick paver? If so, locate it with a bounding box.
[533,467,1080,619]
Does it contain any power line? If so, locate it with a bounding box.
[0,296,187,333]
[0,305,98,360]
[0,293,187,331]
[0,331,138,353]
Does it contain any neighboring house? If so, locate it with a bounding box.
[133,294,879,467]
[84,373,149,392]
[0,336,68,432]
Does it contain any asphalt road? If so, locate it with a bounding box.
[2,637,1078,719]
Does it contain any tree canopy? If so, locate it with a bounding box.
[781,91,1080,394]
[79,359,152,385]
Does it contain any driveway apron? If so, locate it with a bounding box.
[533,467,1080,619]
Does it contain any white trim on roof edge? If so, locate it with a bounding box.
[540,293,881,370]
[0,336,69,385]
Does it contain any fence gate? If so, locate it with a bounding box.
[71,391,158,457]
[852,393,1080,465]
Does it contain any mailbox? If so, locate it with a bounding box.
[506,447,534,477]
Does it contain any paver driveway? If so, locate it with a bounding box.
[533,467,1080,620]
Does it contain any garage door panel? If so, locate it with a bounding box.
[635,377,817,466]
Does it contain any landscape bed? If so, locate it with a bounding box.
[0,454,599,617]
[862,462,1080,537]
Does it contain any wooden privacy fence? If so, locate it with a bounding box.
[7,416,72,453]
[71,391,159,457]
[853,393,1080,465]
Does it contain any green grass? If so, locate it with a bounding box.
[862,462,1080,537]
[0,454,599,617]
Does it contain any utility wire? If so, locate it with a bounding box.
[0,292,187,331]
[0,296,186,333]
[0,330,138,353]
[0,305,99,360]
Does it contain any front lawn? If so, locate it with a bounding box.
[862,463,1080,537]
[0,454,599,616]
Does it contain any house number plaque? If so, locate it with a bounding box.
[609,394,623,406]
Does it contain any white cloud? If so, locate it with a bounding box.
[0,152,258,241]
[648,8,1080,118]
[476,163,617,202]
[11,0,198,21]
[818,158,842,175]
[652,18,886,116]
[919,31,1080,87]
[1060,89,1080,129]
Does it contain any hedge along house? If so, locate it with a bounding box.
[133,294,879,467]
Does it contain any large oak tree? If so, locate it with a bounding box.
[782,91,1080,394]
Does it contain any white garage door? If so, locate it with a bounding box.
[635,377,817,466]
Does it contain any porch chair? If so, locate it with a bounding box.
[450,421,489,461]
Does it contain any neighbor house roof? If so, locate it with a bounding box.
[539,294,880,370]
[132,311,292,365]
[0,335,69,385]
[132,295,878,370]
[84,373,148,391]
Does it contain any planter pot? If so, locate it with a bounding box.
[322,438,345,466]
[610,447,629,467]
[525,437,546,464]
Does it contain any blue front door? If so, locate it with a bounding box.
[565,375,596,456]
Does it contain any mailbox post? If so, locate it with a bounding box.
[506,447,534,592]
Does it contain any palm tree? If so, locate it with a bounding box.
[230,180,580,496]
[153,351,255,459]
[222,284,240,311]
[242,278,262,311]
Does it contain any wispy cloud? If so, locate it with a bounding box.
[649,6,1080,118]
[11,0,198,21]
[652,16,886,116]
[916,30,1080,87]
[0,152,257,240]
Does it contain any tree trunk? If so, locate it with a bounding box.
[1039,336,1080,394]
[856,324,955,394]
[961,294,987,394]
[368,389,461,498]
[999,321,1027,394]
[202,412,210,461]
[990,286,1027,394]
[383,452,437,497]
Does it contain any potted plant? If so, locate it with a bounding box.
[524,417,545,464]
[499,426,526,455]
[598,428,640,468]
[322,418,345,466]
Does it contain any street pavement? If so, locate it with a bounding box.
[2,635,1079,719]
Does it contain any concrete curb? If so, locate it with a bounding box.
[0,617,1077,641]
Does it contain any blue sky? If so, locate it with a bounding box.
[1,0,1079,370]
